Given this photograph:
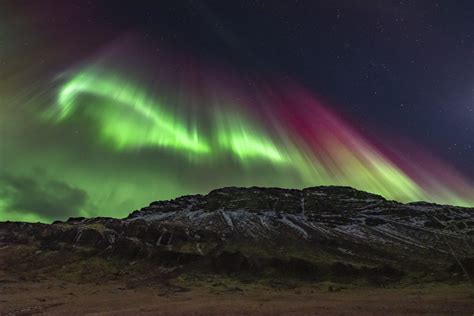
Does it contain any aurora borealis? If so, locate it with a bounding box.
[1,1,473,222]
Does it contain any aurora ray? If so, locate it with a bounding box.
[1,1,474,225]
[53,70,210,154]
[40,59,474,210]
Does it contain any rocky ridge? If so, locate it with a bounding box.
[1,186,473,285]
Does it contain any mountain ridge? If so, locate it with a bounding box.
[1,185,473,287]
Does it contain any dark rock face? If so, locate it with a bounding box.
[1,186,473,283]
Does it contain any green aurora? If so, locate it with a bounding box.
[1,44,473,222]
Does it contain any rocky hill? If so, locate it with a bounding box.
[1,186,473,286]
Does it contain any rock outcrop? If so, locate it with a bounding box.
[1,186,473,284]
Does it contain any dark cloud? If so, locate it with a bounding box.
[0,173,88,220]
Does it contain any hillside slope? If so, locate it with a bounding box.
[1,186,473,286]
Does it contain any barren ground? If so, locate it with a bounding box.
[1,269,473,316]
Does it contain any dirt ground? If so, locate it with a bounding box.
[1,271,473,316]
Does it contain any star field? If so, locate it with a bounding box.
[0,1,473,222]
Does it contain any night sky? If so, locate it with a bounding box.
[1,0,473,222]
